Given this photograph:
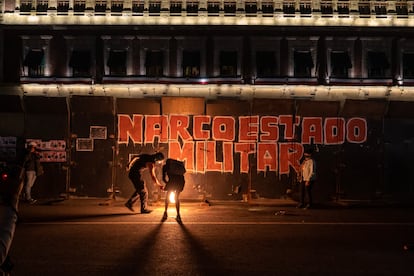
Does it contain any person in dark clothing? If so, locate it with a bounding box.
[22,142,42,204]
[161,159,186,223]
[125,152,164,214]
[1,163,24,275]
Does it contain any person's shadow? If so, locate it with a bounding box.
[109,221,228,275]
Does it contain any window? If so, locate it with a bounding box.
[187,1,199,14]
[182,51,201,77]
[149,1,161,13]
[294,51,314,77]
[374,1,387,15]
[245,2,257,14]
[403,53,414,78]
[69,50,91,77]
[321,1,333,14]
[396,1,408,16]
[359,0,371,15]
[337,0,349,14]
[23,49,45,77]
[57,1,70,13]
[132,1,144,13]
[145,51,164,77]
[208,2,220,14]
[283,1,296,14]
[330,51,352,78]
[367,51,389,78]
[37,0,48,13]
[220,51,237,77]
[170,1,182,14]
[20,0,32,13]
[111,0,123,13]
[107,50,127,76]
[300,1,311,14]
[95,0,107,13]
[224,1,236,14]
[262,2,274,14]
[256,51,276,77]
[74,0,86,13]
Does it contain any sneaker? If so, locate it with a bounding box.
[124,202,135,212]
[176,214,182,224]
[161,212,168,222]
[141,209,152,214]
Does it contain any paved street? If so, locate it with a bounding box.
[7,198,414,276]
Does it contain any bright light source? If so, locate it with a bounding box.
[1,172,8,182]
[169,191,176,203]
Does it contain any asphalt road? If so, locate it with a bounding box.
[8,198,414,276]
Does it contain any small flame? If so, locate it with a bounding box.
[169,191,176,203]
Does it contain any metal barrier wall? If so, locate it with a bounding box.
[1,95,414,202]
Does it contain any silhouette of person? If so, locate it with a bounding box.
[22,142,43,204]
[161,159,186,223]
[1,163,24,274]
[125,152,164,214]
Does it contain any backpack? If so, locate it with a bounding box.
[165,159,186,176]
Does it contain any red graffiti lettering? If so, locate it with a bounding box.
[223,142,234,173]
[257,143,278,172]
[302,117,323,144]
[235,143,256,174]
[239,116,259,142]
[193,115,211,140]
[279,143,303,175]
[169,115,192,141]
[117,114,368,176]
[260,116,279,142]
[279,115,300,140]
[144,115,168,144]
[117,114,143,144]
[195,141,206,173]
[212,116,235,141]
[347,118,367,143]
[324,118,345,144]
[206,141,222,171]
[168,141,194,172]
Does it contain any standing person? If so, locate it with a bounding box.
[125,152,164,214]
[22,142,43,204]
[1,164,24,275]
[297,149,316,209]
[161,159,186,223]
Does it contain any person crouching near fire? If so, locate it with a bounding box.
[125,152,165,214]
[161,159,186,223]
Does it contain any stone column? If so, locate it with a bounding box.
[353,37,362,78]
[242,36,252,84]
[280,38,289,77]
[132,37,141,75]
[169,37,178,77]
[206,36,214,77]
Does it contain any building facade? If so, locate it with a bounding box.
[1,0,414,202]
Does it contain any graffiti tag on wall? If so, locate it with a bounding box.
[118,114,367,175]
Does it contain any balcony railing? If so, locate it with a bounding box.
[5,1,409,17]
[3,0,413,26]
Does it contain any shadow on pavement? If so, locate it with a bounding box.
[178,223,230,275]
